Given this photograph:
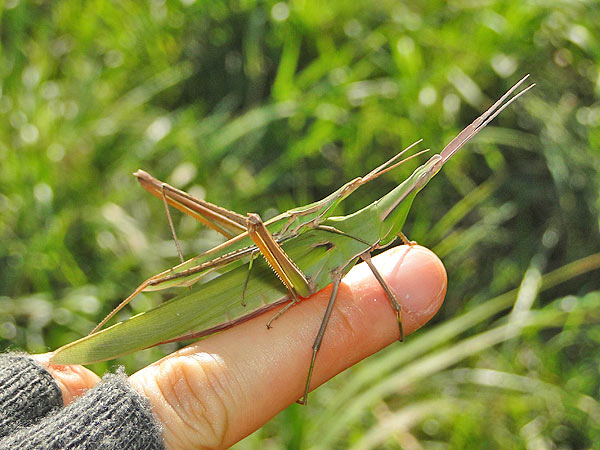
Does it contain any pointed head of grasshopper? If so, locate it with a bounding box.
[409,153,444,192]
[377,76,535,246]
[377,153,444,246]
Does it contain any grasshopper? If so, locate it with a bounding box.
[51,75,533,404]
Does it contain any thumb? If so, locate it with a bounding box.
[31,353,101,405]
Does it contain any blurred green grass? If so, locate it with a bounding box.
[1,0,599,448]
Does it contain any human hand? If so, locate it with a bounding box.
[36,245,446,449]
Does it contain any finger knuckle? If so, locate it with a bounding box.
[154,354,237,449]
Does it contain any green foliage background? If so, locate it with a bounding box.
[1,0,600,448]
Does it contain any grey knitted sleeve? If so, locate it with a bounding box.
[0,354,165,450]
[0,354,63,435]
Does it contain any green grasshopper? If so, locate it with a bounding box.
[51,75,533,404]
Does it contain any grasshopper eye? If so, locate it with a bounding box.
[312,241,334,251]
[415,172,428,189]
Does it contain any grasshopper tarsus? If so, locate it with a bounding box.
[298,346,318,405]
[397,310,404,342]
[397,231,416,246]
[295,395,308,406]
[266,298,298,329]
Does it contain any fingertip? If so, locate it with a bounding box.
[33,353,101,405]
[344,245,447,337]
[383,245,447,333]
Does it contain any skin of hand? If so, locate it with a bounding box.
[35,244,446,450]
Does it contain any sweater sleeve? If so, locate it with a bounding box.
[0,354,63,435]
[0,354,165,450]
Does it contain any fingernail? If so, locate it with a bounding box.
[385,245,447,324]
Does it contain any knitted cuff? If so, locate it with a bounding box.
[0,353,63,436]
[0,355,164,449]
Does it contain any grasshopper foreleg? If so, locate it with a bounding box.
[312,225,405,340]
[360,252,404,342]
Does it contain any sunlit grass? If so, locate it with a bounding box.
[1,0,599,448]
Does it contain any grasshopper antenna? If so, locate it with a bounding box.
[363,139,423,182]
[441,74,535,163]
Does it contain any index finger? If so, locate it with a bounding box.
[130,245,447,450]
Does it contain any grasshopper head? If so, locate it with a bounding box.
[377,153,444,244]
[413,154,444,190]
